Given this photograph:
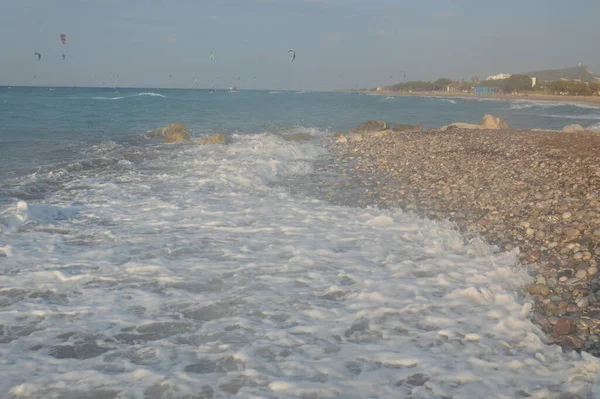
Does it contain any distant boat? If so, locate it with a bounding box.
[229,87,238,92]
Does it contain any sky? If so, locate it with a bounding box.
[0,0,599,90]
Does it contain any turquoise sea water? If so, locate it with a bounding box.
[1,87,600,398]
[1,87,600,184]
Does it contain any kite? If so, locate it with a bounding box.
[60,33,66,44]
[209,51,215,61]
[62,54,66,60]
[34,52,41,61]
[288,49,296,63]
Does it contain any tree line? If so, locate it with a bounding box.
[380,75,600,96]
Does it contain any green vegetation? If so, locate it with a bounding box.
[547,81,600,96]
[381,72,600,97]
[387,78,462,92]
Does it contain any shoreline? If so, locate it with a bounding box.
[331,123,600,354]
[368,90,600,106]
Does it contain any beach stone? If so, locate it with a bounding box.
[522,251,541,264]
[196,133,230,145]
[562,124,585,133]
[535,275,547,285]
[577,297,589,308]
[480,114,510,129]
[566,278,581,286]
[588,267,598,276]
[554,317,577,336]
[150,122,192,143]
[350,120,389,133]
[525,284,550,296]
[575,269,587,279]
[562,212,572,220]
[559,335,585,351]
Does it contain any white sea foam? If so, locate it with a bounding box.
[588,122,600,131]
[67,92,166,101]
[509,99,600,111]
[134,92,166,98]
[540,113,600,120]
[0,134,598,397]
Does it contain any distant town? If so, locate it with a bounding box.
[369,65,600,97]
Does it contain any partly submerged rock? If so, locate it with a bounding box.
[196,133,230,145]
[392,124,422,132]
[440,123,481,132]
[285,132,313,142]
[150,122,192,143]
[350,120,389,133]
[480,114,510,129]
[440,115,509,132]
[563,124,585,133]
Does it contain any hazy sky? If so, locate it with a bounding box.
[1,0,598,89]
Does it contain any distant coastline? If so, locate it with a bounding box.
[369,89,600,106]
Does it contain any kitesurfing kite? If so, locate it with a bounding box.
[34,52,41,61]
[209,51,215,61]
[62,54,66,60]
[60,33,66,44]
[288,50,296,63]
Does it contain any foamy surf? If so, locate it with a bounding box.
[0,133,598,398]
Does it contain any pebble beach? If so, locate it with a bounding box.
[332,119,600,355]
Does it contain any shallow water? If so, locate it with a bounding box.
[1,88,600,398]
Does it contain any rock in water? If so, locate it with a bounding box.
[350,120,389,133]
[480,114,510,129]
[150,122,192,143]
[440,123,481,132]
[286,132,313,142]
[562,124,585,132]
[196,133,230,145]
[554,317,577,336]
[392,124,422,132]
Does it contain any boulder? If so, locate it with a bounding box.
[350,120,389,133]
[480,114,510,129]
[286,132,313,142]
[195,133,230,145]
[440,123,481,132]
[392,124,422,132]
[553,317,577,337]
[150,122,192,143]
[562,124,585,133]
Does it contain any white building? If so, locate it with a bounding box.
[486,73,512,81]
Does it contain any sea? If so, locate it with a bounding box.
[1,87,600,398]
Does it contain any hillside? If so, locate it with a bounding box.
[525,65,600,82]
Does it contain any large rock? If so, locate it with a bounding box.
[285,132,313,142]
[392,124,422,132]
[196,133,230,145]
[350,120,389,133]
[554,317,577,337]
[562,124,585,133]
[480,114,510,129]
[440,123,481,132]
[150,122,192,143]
[440,115,510,132]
